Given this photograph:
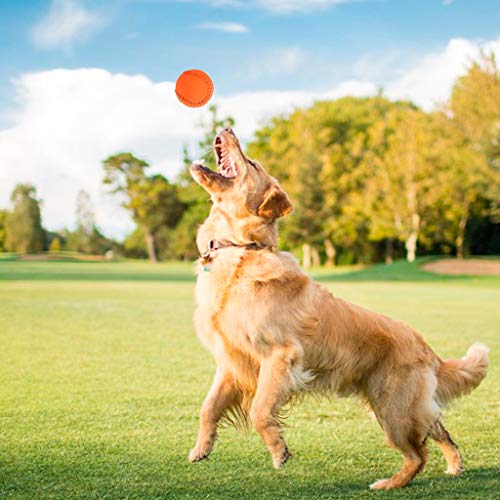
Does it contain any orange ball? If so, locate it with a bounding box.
[175,69,214,108]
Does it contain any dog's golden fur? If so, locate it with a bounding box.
[188,129,489,490]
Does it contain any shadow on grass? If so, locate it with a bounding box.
[407,467,500,498]
[1,451,498,500]
[172,466,500,499]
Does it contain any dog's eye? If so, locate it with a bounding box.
[248,160,258,169]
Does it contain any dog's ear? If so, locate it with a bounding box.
[257,185,293,220]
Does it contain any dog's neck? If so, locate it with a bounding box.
[196,207,279,256]
[199,238,272,268]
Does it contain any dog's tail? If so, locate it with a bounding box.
[436,342,489,404]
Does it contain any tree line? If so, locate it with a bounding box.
[0,186,118,256]
[1,54,498,265]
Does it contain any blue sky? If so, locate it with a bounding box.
[1,0,500,101]
[1,0,499,237]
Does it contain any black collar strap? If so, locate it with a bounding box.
[200,239,269,266]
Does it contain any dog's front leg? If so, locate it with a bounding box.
[189,367,237,463]
[250,345,300,469]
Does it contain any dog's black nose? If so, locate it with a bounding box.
[224,128,235,136]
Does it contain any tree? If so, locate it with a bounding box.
[318,96,414,265]
[450,53,500,168]
[5,184,45,254]
[122,227,148,259]
[76,190,95,235]
[433,117,491,259]
[363,108,459,262]
[103,153,184,262]
[49,237,62,252]
[0,209,8,252]
[66,191,114,255]
[67,191,96,253]
[448,52,500,256]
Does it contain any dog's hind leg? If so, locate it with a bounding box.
[369,370,437,490]
[429,419,463,475]
[370,431,428,490]
[189,367,239,463]
[249,345,301,469]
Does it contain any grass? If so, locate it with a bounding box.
[0,259,498,499]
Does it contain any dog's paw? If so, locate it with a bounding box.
[445,465,463,476]
[272,446,292,469]
[369,478,390,490]
[188,446,211,463]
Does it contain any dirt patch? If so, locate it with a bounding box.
[422,259,500,276]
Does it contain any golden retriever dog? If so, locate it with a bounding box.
[188,128,489,490]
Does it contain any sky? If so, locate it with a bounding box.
[1,0,499,238]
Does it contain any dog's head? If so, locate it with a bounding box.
[190,129,292,250]
[190,128,292,220]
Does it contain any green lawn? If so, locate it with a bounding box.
[0,260,498,499]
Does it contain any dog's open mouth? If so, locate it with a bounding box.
[214,136,239,178]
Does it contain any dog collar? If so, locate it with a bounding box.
[200,239,268,271]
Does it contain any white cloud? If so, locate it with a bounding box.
[352,50,407,82]
[198,0,244,6]
[243,47,308,80]
[274,47,306,73]
[253,0,355,13]
[32,0,104,49]
[195,22,249,33]
[200,0,358,13]
[1,36,499,238]
[385,37,500,110]
[0,69,207,237]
